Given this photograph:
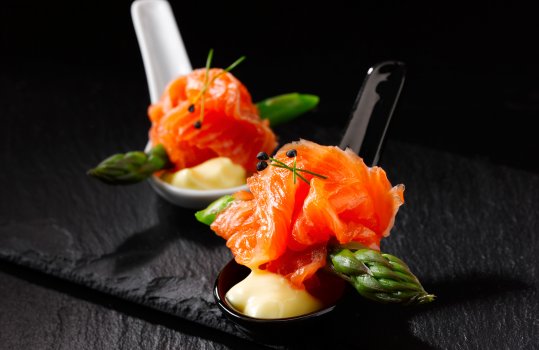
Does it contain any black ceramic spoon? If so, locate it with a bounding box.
[214,61,407,337]
[340,60,406,166]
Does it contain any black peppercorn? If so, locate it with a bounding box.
[256,152,269,160]
[286,149,297,158]
[256,161,268,171]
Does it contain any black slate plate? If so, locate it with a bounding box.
[1,70,539,348]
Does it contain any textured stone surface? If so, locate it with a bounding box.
[2,125,539,348]
[1,62,539,349]
[0,263,259,350]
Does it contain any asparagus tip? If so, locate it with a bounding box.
[417,293,436,304]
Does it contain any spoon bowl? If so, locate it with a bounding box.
[143,142,248,208]
[147,176,248,209]
[214,259,341,341]
[147,174,248,209]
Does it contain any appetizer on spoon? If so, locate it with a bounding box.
[197,61,434,330]
[88,50,318,208]
[88,0,318,208]
[201,141,433,318]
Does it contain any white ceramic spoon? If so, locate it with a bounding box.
[131,0,191,102]
[131,0,249,208]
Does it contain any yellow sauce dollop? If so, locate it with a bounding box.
[225,269,323,319]
[163,157,246,190]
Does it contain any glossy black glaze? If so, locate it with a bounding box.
[340,61,406,166]
[213,259,340,342]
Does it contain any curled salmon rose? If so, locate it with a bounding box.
[211,140,405,289]
[148,68,277,173]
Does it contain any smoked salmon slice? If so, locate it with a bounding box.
[148,68,277,172]
[211,140,405,289]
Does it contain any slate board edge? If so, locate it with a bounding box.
[0,250,251,342]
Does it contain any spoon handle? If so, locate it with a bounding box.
[339,61,406,166]
[131,0,192,103]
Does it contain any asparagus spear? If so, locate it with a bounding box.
[88,144,169,184]
[257,93,319,126]
[329,248,435,305]
[195,195,234,225]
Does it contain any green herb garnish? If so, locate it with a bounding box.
[190,49,246,128]
[255,150,327,185]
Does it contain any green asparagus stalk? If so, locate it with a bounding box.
[329,248,435,305]
[195,195,235,225]
[257,93,319,126]
[87,144,169,184]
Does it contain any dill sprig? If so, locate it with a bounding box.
[256,150,327,185]
[190,49,246,128]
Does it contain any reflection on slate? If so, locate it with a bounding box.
[1,135,538,347]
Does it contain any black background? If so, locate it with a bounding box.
[2,1,538,173]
